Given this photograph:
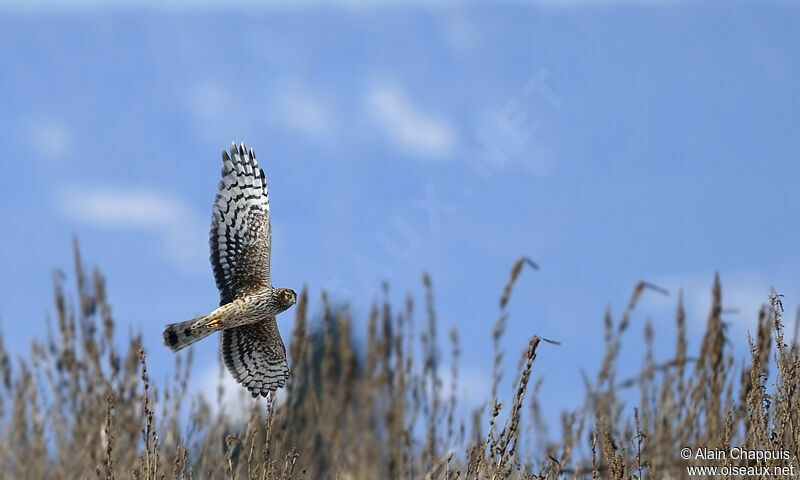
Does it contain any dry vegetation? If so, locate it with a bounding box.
[1,242,800,479]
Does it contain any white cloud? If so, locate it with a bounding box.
[441,13,480,53]
[280,92,333,137]
[29,119,73,160]
[59,188,206,263]
[63,189,183,226]
[519,143,557,177]
[366,83,458,159]
[184,82,233,120]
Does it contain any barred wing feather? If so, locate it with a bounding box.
[210,142,271,306]
[222,319,290,397]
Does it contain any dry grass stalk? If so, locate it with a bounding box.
[0,243,798,479]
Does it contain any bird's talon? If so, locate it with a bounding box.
[205,318,222,331]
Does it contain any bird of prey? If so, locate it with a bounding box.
[163,142,296,397]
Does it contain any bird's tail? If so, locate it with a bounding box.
[163,315,217,352]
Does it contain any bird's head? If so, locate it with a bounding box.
[276,288,297,311]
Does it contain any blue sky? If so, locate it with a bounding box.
[1,0,799,425]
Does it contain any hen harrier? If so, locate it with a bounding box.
[163,142,296,397]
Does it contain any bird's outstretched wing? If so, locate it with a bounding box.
[210,142,271,306]
[222,318,290,397]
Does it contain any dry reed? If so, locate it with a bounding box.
[0,241,798,479]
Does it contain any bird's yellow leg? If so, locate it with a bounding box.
[192,304,231,331]
[204,316,224,331]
